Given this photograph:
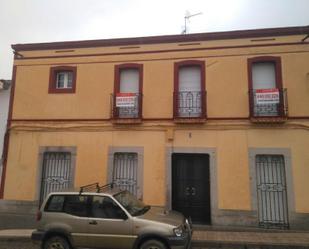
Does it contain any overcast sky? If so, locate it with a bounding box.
[0,0,308,79]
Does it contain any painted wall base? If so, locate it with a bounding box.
[212,209,258,227]
[0,200,38,229]
[290,213,309,230]
[1,200,308,230]
[212,209,309,230]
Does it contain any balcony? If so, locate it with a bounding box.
[249,88,288,123]
[111,93,142,123]
[174,91,206,123]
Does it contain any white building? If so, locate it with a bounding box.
[0,80,11,185]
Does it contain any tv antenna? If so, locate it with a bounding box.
[182,11,202,34]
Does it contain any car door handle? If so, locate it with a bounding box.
[89,220,98,225]
[185,187,190,196]
[191,187,196,196]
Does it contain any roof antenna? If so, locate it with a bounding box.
[182,11,202,34]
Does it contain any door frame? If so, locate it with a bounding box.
[166,147,218,222]
[248,148,295,226]
[108,147,144,200]
[171,153,211,224]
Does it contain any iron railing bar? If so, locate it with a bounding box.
[281,156,289,227]
[280,157,286,225]
[40,153,47,206]
[274,158,280,222]
[174,91,205,118]
[110,93,142,119]
[55,153,60,192]
[249,88,288,117]
[270,156,275,223]
[261,157,267,224]
[267,157,273,224]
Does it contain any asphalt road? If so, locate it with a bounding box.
[0,240,234,249]
[0,240,308,249]
[0,240,39,249]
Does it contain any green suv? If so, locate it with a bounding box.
[32,183,192,249]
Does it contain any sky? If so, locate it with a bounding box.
[0,0,308,79]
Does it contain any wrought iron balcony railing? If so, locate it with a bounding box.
[249,88,288,119]
[174,91,206,118]
[111,93,142,119]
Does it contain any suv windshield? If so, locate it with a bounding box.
[114,190,150,216]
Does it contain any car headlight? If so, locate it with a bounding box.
[173,226,183,237]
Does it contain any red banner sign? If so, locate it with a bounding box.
[255,88,279,105]
[116,93,136,107]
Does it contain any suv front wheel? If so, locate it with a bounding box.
[140,239,167,249]
[43,236,71,249]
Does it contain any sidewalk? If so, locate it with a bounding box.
[0,228,309,248]
[193,230,309,248]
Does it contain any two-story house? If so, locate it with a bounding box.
[1,26,309,229]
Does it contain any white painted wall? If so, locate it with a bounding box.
[0,86,11,184]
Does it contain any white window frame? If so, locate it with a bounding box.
[56,71,73,89]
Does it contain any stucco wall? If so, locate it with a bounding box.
[4,127,309,214]
[3,129,167,206]
[11,35,309,119]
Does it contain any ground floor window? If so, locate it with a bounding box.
[112,152,138,196]
[255,154,289,229]
[39,152,72,205]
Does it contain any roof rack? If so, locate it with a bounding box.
[79,182,99,194]
[79,182,114,194]
[98,183,114,192]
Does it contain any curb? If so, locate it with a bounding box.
[192,240,309,248]
[0,237,31,242]
[0,229,34,242]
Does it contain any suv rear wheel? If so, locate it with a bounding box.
[43,236,71,249]
[140,239,167,249]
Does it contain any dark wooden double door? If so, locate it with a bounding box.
[172,153,210,224]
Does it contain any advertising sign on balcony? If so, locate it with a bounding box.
[255,88,279,105]
[116,93,136,107]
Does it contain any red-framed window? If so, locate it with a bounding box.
[49,66,77,94]
[247,56,287,118]
[113,63,143,119]
[174,60,206,119]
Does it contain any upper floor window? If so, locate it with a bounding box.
[56,71,73,89]
[174,60,206,119]
[49,66,77,94]
[252,62,276,89]
[248,57,287,119]
[112,64,143,119]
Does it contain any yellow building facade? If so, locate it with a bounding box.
[1,26,309,229]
